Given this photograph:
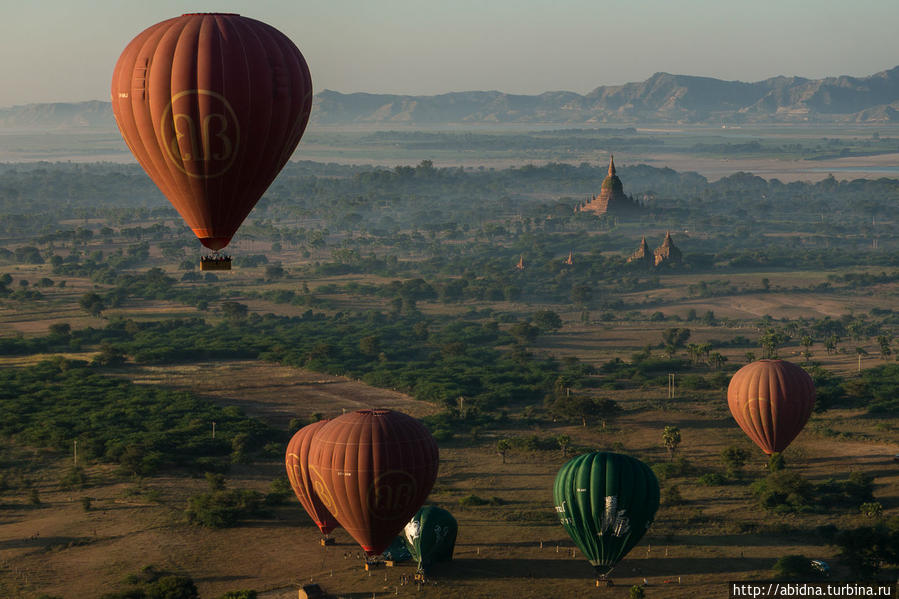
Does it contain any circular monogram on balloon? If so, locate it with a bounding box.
[368,470,418,520]
[309,464,338,517]
[161,89,240,178]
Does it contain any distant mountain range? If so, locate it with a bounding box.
[4,66,899,129]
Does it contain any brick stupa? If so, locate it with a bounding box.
[578,155,641,216]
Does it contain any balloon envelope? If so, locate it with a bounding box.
[111,13,312,250]
[307,410,439,555]
[381,536,412,563]
[285,420,339,536]
[403,505,457,572]
[727,359,815,454]
[553,452,659,578]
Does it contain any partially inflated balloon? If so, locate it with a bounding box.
[727,359,815,455]
[111,13,312,250]
[285,420,339,536]
[403,505,457,573]
[307,410,439,555]
[381,536,412,563]
[553,452,659,579]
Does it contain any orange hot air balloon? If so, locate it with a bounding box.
[727,359,815,455]
[111,13,312,254]
[307,410,439,556]
[286,420,339,536]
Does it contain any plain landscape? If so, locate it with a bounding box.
[1,62,899,599]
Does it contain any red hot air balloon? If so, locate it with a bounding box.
[727,359,815,455]
[111,13,312,265]
[307,410,439,556]
[286,420,340,536]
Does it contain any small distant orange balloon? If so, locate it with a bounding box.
[727,359,815,454]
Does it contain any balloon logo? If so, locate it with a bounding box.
[310,465,339,518]
[369,471,418,519]
[161,90,240,177]
[727,359,815,455]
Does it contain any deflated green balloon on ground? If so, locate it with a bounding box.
[403,505,458,572]
[381,536,412,562]
[553,452,660,578]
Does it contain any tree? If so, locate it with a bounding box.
[497,439,511,464]
[49,323,71,337]
[570,284,592,305]
[720,446,749,478]
[832,523,899,578]
[359,335,380,357]
[221,302,248,320]
[552,395,620,428]
[265,263,286,280]
[79,292,105,317]
[772,555,819,580]
[760,327,788,359]
[556,434,571,457]
[877,335,893,361]
[767,452,785,472]
[661,328,691,357]
[510,322,539,345]
[709,351,727,370]
[662,426,681,459]
[533,310,563,333]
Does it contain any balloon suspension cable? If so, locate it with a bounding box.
[594,565,614,584]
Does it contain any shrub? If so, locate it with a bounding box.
[185,489,267,528]
[663,484,685,506]
[772,555,819,580]
[698,472,728,486]
[751,471,814,512]
[59,466,86,490]
[458,494,504,507]
[652,457,692,481]
[265,478,292,506]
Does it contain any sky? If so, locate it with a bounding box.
[1,0,899,107]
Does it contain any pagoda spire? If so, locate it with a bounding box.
[608,154,616,177]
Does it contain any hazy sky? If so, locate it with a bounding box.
[2,0,899,107]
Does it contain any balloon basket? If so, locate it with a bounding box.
[595,578,614,588]
[364,561,383,571]
[320,538,336,547]
[385,560,396,567]
[201,255,232,271]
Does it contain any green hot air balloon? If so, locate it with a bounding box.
[403,505,458,573]
[381,536,412,563]
[553,452,660,582]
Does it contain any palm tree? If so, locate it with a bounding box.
[662,426,681,459]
